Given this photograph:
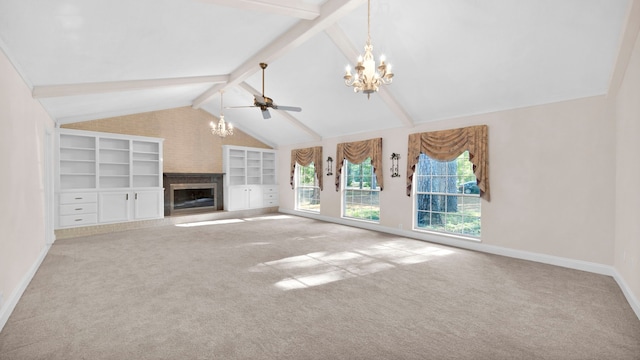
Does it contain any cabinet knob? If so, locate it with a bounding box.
[126,194,129,200]
[75,208,83,211]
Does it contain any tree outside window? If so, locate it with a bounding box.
[414,151,481,237]
[295,163,320,212]
[343,157,379,222]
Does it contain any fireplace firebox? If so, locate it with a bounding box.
[163,173,224,216]
[169,183,216,215]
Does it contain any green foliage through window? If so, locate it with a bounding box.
[295,163,320,212]
[343,158,380,222]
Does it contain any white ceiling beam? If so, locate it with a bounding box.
[192,0,366,109]
[195,0,320,20]
[238,81,322,141]
[324,24,414,128]
[32,75,229,98]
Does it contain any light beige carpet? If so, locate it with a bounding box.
[1,213,639,359]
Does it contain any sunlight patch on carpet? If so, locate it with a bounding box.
[252,239,457,290]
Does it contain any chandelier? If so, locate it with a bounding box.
[210,90,233,138]
[343,0,394,98]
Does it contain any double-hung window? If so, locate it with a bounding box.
[414,151,481,237]
[343,157,380,222]
[295,162,320,212]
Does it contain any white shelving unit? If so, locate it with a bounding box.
[55,128,164,229]
[222,145,278,211]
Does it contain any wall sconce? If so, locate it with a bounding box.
[390,153,400,177]
[326,156,333,176]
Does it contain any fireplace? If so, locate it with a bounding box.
[163,173,224,216]
[169,183,217,215]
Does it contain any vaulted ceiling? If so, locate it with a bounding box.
[0,0,631,147]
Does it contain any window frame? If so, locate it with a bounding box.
[412,151,481,239]
[294,162,320,213]
[341,157,380,223]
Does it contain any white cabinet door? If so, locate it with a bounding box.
[228,186,250,211]
[99,191,130,223]
[134,190,163,220]
[248,185,263,209]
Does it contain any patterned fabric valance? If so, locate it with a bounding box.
[290,146,323,190]
[407,125,489,200]
[335,138,383,191]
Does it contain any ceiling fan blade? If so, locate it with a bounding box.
[261,109,271,119]
[225,106,257,109]
[274,105,302,112]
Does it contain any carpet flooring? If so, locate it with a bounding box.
[1,213,639,359]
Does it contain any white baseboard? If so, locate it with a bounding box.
[612,269,640,321]
[280,208,640,321]
[0,244,51,333]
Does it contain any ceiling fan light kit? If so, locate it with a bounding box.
[344,0,394,98]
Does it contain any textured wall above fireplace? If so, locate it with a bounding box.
[163,173,224,216]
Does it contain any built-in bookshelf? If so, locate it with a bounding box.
[56,129,164,228]
[132,140,160,187]
[222,145,278,211]
[227,148,247,186]
[59,134,97,190]
[99,137,130,189]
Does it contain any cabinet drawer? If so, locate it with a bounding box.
[263,192,278,200]
[59,213,98,227]
[263,199,279,207]
[263,186,278,193]
[60,192,98,204]
[59,203,97,216]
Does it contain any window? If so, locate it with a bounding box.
[295,163,320,212]
[414,151,481,237]
[343,157,380,222]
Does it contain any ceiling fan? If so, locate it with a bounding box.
[229,63,302,120]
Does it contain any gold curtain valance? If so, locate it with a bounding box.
[290,146,323,190]
[407,125,489,200]
[335,138,383,191]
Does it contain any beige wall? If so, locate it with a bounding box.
[278,95,615,266]
[0,49,54,324]
[615,13,640,306]
[63,107,271,173]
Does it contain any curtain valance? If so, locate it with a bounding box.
[335,138,383,191]
[290,146,323,190]
[407,125,489,200]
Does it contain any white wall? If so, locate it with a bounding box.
[615,19,640,308]
[278,94,615,266]
[0,49,54,330]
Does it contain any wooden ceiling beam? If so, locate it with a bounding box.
[192,0,365,109]
[195,0,321,20]
[32,75,229,98]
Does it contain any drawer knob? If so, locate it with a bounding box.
[75,208,83,211]
[75,219,82,222]
[75,197,83,200]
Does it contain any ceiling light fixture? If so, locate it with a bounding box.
[343,0,394,99]
[210,90,233,138]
